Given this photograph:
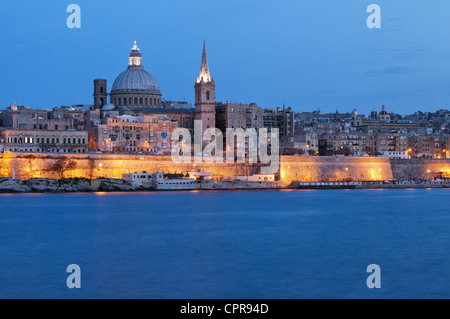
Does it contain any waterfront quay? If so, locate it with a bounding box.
[293,180,450,190]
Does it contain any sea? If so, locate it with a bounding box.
[0,189,449,299]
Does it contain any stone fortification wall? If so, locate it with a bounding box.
[1,152,256,181]
[5,152,445,183]
[391,159,450,180]
[280,156,393,182]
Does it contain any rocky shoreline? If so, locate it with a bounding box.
[0,177,140,193]
[0,177,448,193]
[0,177,291,193]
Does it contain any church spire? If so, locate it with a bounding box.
[197,40,212,83]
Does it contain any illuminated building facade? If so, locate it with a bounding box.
[97,114,177,154]
[0,129,89,153]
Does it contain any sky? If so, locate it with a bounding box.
[1,0,450,115]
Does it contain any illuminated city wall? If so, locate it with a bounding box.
[391,159,450,180]
[0,151,14,178]
[280,156,393,182]
[1,152,257,181]
[3,152,449,182]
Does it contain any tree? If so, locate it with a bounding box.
[49,156,77,179]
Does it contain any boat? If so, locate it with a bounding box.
[122,171,199,190]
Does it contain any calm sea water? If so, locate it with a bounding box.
[0,189,449,299]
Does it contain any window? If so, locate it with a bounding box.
[134,97,138,105]
[206,91,210,100]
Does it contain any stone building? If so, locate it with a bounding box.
[0,129,89,153]
[215,102,264,131]
[375,132,408,154]
[294,130,319,155]
[128,107,194,133]
[408,135,449,158]
[1,105,85,131]
[263,106,295,145]
[97,114,177,155]
[319,132,372,156]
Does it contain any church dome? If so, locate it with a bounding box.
[111,66,161,95]
[379,105,388,116]
[110,41,161,96]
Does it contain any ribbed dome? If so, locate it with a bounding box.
[110,66,161,95]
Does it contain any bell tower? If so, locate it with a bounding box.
[93,79,107,109]
[194,41,216,133]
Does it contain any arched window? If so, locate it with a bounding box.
[206,91,210,101]
[100,87,104,94]
[150,98,153,106]
[139,97,143,105]
[118,98,122,105]
[100,98,105,106]
[129,97,132,105]
[145,98,148,106]
[134,97,138,105]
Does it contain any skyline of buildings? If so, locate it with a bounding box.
[0,40,449,160]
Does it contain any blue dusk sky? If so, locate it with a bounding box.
[1,0,450,114]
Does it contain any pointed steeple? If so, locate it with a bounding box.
[197,40,212,83]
